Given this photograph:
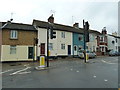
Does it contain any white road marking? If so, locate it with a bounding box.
[0,69,14,74]
[76,71,79,72]
[93,75,96,78]
[70,69,73,71]
[18,71,31,74]
[104,79,108,82]
[101,60,117,64]
[10,67,31,75]
[24,64,30,67]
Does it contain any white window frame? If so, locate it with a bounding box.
[49,43,53,50]
[61,32,65,38]
[61,44,65,50]
[10,45,16,54]
[10,30,18,39]
[100,36,104,42]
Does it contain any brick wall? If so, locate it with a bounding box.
[2,29,37,45]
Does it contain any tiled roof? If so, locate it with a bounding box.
[2,22,37,31]
[89,29,101,35]
[33,19,84,34]
[108,34,120,38]
[33,19,101,35]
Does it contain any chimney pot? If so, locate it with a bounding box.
[73,23,79,28]
[48,14,54,23]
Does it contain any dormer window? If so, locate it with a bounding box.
[10,30,18,39]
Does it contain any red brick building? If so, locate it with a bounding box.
[96,27,108,55]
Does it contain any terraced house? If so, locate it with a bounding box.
[86,30,101,54]
[0,21,37,62]
[33,15,84,58]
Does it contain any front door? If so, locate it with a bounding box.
[40,43,45,56]
[74,45,77,55]
[28,47,33,59]
[68,45,71,55]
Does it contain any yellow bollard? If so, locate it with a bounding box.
[39,56,45,67]
[49,50,50,56]
[86,53,89,62]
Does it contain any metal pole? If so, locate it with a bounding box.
[33,38,35,62]
[83,20,86,63]
[47,26,49,67]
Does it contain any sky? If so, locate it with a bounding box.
[0,0,119,34]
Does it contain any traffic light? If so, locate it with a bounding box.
[50,26,56,39]
[85,21,89,30]
[85,31,89,42]
[85,21,89,42]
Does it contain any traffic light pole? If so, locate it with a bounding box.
[47,26,49,67]
[83,20,86,63]
[46,23,56,67]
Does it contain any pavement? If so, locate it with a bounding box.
[1,56,119,88]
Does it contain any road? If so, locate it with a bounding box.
[1,56,118,88]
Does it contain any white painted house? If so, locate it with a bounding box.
[86,30,100,52]
[107,33,120,52]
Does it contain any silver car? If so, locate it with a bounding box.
[78,50,96,59]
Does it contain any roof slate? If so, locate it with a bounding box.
[2,22,37,31]
[33,19,84,34]
[33,19,101,34]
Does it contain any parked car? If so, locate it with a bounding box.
[115,51,120,56]
[109,51,118,56]
[78,50,96,59]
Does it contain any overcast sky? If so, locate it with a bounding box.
[0,0,119,34]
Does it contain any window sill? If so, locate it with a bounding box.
[10,38,18,40]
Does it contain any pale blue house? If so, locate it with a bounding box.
[73,32,84,57]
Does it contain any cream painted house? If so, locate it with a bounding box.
[0,21,37,62]
[36,27,73,57]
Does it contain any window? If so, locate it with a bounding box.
[61,44,65,49]
[100,37,103,42]
[49,43,53,50]
[86,46,88,49]
[78,35,83,41]
[78,46,82,51]
[102,47,104,52]
[116,39,117,43]
[116,46,118,50]
[93,46,95,52]
[61,32,65,38]
[10,30,18,39]
[104,36,107,42]
[10,46,16,54]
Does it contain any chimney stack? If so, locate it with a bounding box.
[102,27,107,34]
[48,14,54,23]
[73,23,79,28]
